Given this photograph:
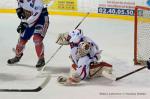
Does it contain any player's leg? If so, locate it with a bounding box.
[33,15,49,68]
[7,27,34,64]
[33,34,45,67]
[7,39,27,64]
[101,68,115,80]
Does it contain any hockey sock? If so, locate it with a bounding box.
[16,38,27,57]
[33,34,44,59]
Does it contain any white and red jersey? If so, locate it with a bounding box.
[17,0,44,26]
[69,36,102,80]
[69,36,102,65]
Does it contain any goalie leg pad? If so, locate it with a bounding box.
[89,62,113,78]
[102,70,116,81]
[69,64,77,77]
[76,56,91,80]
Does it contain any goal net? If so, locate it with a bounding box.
[134,6,150,65]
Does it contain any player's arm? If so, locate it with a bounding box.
[16,1,26,19]
[26,0,43,26]
[16,1,27,33]
[17,0,43,33]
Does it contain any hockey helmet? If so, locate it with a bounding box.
[69,29,83,43]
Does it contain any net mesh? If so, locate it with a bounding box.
[136,7,150,64]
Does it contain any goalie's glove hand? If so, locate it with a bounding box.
[17,22,28,33]
[16,8,26,19]
[56,33,70,45]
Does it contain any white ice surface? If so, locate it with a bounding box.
[0,14,150,99]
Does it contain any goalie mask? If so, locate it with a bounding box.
[69,29,83,43]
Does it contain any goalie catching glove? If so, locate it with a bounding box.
[56,33,70,45]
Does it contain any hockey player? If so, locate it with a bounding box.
[56,29,115,85]
[7,0,49,69]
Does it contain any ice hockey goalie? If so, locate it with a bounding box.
[56,29,115,85]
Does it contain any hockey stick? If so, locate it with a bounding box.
[74,12,90,29]
[39,12,90,72]
[116,66,147,81]
[0,75,51,92]
[46,12,90,65]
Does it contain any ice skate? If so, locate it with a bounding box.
[36,58,45,71]
[7,53,23,64]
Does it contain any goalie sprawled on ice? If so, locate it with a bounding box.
[56,29,115,85]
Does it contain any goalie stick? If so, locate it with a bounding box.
[115,60,150,81]
[40,12,90,71]
[115,66,148,81]
[0,75,51,92]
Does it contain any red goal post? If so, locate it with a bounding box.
[134,6,150,65]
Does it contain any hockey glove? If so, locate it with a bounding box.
[56,33,70,45]
[17,22,28,33]
[16,8,26,19]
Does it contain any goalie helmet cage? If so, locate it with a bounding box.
[134,6,150,65]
